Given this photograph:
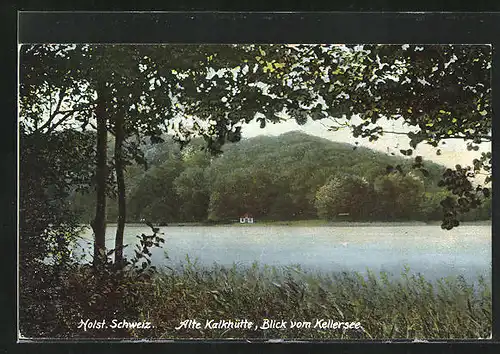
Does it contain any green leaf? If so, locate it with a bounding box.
[259,118,266,129]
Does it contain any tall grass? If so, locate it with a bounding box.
[135,261,491,340]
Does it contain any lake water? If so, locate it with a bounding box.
[75,223,491,281]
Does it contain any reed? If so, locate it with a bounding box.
[135,260,491,339]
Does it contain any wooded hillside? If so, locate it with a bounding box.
[68,131,491,224]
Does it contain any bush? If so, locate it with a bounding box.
[20,226,165,338]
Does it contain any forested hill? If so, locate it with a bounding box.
[69,131,491,223]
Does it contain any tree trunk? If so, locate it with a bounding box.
[92,82,108,269]
[114,114,126,268]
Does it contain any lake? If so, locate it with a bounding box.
[75,223,491,281]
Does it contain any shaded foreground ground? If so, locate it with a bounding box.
[20,262,491,340]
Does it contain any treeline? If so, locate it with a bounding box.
[69,132,491,224]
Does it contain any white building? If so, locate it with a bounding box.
[239,213,254,224]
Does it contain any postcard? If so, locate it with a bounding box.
[17,14,492,341]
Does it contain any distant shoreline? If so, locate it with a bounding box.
[93,220,492,228]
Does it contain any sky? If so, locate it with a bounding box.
[240,115,491,183]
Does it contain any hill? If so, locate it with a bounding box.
[69,131,491,223]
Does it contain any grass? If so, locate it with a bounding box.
[133,261,491,340]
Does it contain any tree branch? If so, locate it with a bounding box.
[381,130,411,136]
[381,130,491,143]
[45,111,78,134]
[37,89,66,132]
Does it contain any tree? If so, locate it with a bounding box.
[19,127,92,336]
[315,174,374,220]
[373,172,425,220]
[20,44,304,266]
[189,44,491,229]
[20,45,117,267]
[304,44,491,229]
[128,161,184,223]
[174,167,210,222]
[207,167,278,221]
[419,190,450,221]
